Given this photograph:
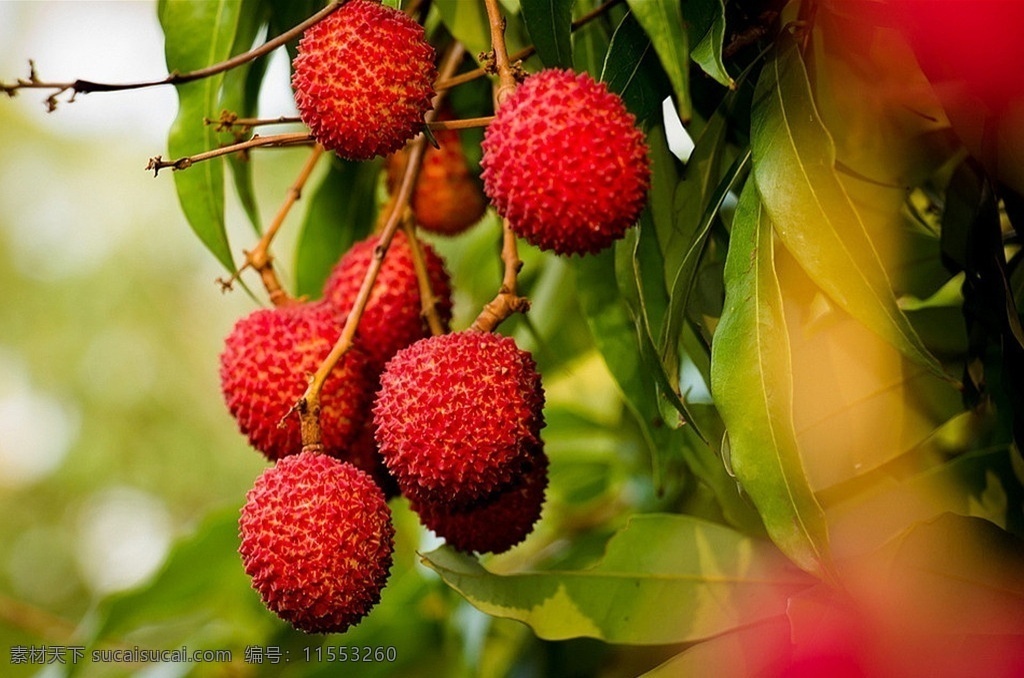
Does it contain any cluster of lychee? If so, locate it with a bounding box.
[222,0,652,635]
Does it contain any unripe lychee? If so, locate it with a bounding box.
[219,302,372,463]
[239,452,394,633]
[373,331,545,506]
[291,0,437,160]
[322,230,452,370]
[411,446,548,554]
[480,69,651,255]
[386,114,488,236]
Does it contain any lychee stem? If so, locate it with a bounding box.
[145,132,314,176]
[483,0,517,105]
[216,144,325,304]
[403,218,446,336]
[436,0,624,92]
[293,41,467,449]
[469,218,530,332]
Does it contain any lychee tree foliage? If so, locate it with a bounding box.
[7,0,1024,674]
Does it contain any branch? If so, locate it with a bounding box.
[291,41,469,451]
[427,115,494,131]
[482,0,518,105]
[217,145,325,304]
[205,112,301,134]
[470,217,530,332]
[436,0,624,92]
[145,132,314,176]
[1,2,346,111]
[403,218,447,336]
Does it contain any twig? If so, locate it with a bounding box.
[403,218,446,336]
[427,115,494,131]
[293,135,429,450]
[436,0,624,91]
[1,2,346,111]
[482,0,518,105]
[205,112,301,132]
[470,218,530,332]
[146,132,314,176]
[217,145,326,303]
[291,41,469,450]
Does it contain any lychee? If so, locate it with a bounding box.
[480,68,651,255]
[386,113,488,236]
[238,452,394,633]
[219,301,373,463]
[373,331,545,506]
[322,230,452,370]
[411,445,548,554]
[291,0,437,160]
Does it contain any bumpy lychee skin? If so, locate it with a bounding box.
[411,446,548,554]
[239,452,395,634]
[373,331,545,506]
[386,118,488,236]
[480,69,651,255]
[219,302,372,463]
[291,0,437,160]
[322,230,452,370]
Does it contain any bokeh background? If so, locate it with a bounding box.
[0,0,300,664]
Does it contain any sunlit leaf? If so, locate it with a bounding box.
[750,39,948,381]
[626,0,691,120]
[521,0,575,69]
[422,514,810,645]
[159,0,244,273]
[293,157,379,299]
[642,618,789,677]
[710,180,833,578]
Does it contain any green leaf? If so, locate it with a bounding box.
[159,0,244,274]
[574,249,676,486]
[294,158,380,299]
[600,11,673,123]
[642,618,790,677]
[625,0,691,121]
[686,0,733,89]
[218,0,271,234]
[422,514,810,645]
[520,0,575,69]
[710,180,833,579]
[750,39,948,382]
[572,2,611,78]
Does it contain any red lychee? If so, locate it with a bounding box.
[411,446,548,554]
[373,331,545,506]
[322,230,452,370]
[480,69,651,255]
[291,0,437,160]
[386,114,488,236]
[219,301,372,463]
[239,452,394,633]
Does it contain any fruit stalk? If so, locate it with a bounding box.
[402,219,447,336]
[221,145,325,304]
[483,0,517,105]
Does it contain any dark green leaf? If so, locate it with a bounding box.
[686,0,733,89]
[750,39,948,381]
[521,0,575,69]
[159,0,244,273]
[422,514,810,645]
[710,180,834,578]
[572,2,611,78]
[294,158,380,299]
[600,11,673,123]
[626,0,691,120]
